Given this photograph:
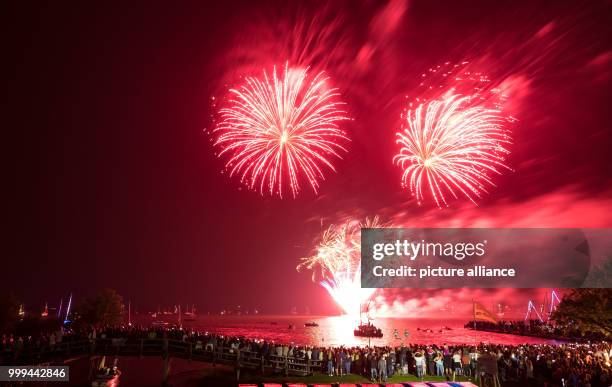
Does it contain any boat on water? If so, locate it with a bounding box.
[416,327,434,333]
[183,304,197,321]
[91,356,120,387]
[354,300,383,338]
[354,323,383,338]
[304,322,319,327]
[151,305,161,318]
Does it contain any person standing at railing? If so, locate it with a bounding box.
[453,349,462,376]
[15,336,23,357]
[235,345,241,380]
[378,353,387,382]
[205,336,213,352]
[399,345,407,375]
[261,340,269,360]
[525,356,534,379]
[424,347,433,376]
[326,349,333,376]
[352,351,361,375]
[387,349,394,377]
[336,349,344,376]
[369,352,378,381]
[345,349,352,375]
[49,332,56,352]
[462,348,471,377]
[311,346,318,363]
[435,352,444,376]
[414,351,425,379]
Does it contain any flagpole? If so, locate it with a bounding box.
[472,299,476,330]
[57,299,63,319]
[472,299,477,347]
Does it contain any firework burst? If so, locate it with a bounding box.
[394,94,512,207]
[214,64,349,198]
[297,217,384,317]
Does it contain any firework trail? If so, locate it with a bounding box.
[214,64,349,198]
[394,92,512,208]
[297,217,385,317]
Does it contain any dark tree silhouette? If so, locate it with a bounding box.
[75,289,124,327]
[552,288,611,338]
[0,293,20,334]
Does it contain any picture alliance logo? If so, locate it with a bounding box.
[371,239,488,261]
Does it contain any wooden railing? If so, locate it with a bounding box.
[1,337,324,380]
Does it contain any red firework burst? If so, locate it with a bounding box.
[214,64,349,198]
[394,94,512,207]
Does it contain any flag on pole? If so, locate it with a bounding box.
[473,301,497,323]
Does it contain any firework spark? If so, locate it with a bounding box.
[394,94,512,207]
[297,217,384,317]
[214,64,349,198]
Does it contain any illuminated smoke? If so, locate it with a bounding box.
[297,217,385,317]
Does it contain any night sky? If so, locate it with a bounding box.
[4,0,612,316]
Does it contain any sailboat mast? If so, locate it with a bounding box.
[64,293,72,324]
[472,299,476,330]
[178,304,182,329]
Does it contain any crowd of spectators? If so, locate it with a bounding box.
[467,320,609,342]
[2,326,610,387]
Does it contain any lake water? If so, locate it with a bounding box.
[133,314,564,347]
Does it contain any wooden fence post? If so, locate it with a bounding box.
[260,354,265,374]
[162,356,171,386]
[235,349,241,381]
[162,338,170,386]
[284,356,288,377]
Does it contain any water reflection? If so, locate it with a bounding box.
[133,315,564,347]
